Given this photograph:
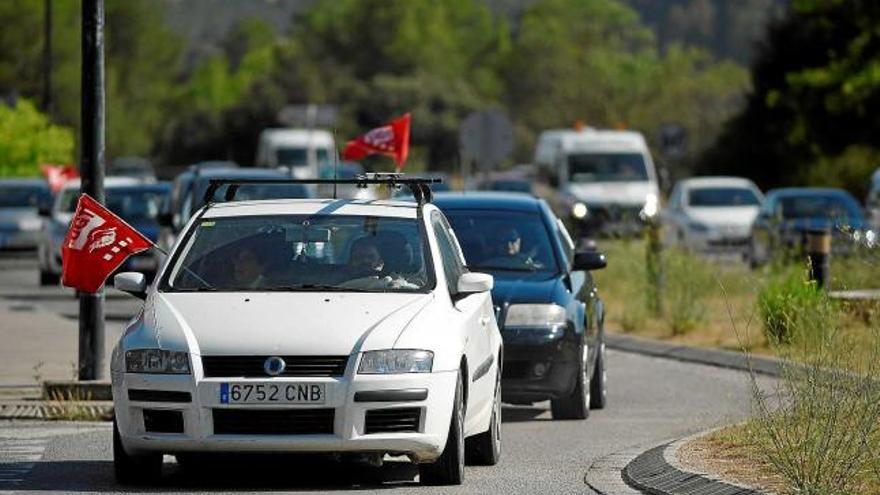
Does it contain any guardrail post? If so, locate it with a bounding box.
[807,228,831,289]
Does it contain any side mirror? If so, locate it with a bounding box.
[573,250,606,271]
[457,272,493,294]
[114,272,147,299]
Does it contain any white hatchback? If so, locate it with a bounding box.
[110,186,503,486]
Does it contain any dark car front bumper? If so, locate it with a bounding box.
[499,325,581,404]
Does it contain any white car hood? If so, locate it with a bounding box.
[687,207,759,229]
[565,181,656,206]
[136,291,433,356]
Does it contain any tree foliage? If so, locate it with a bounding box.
[0,99,74,177]
[701,0,880,197]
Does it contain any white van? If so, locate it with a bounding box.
[254,128,336,179]
[535,128,660,236]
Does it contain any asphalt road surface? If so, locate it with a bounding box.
[0,253,774,494]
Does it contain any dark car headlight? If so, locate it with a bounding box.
[505,304,566,327]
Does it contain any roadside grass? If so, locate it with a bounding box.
[603,233,880,494]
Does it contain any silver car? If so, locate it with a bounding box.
[0,179,51,251]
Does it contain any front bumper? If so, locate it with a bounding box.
[570,204,647,238]
[111,367,457,462]
[499,325,580,403]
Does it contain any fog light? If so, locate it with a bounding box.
[533,363,549,378]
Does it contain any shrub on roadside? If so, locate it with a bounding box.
[663,248,715,335]
[757,271,835,345]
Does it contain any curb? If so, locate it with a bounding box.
[585,442,669,495]
[0,400,113,421]
[606,333,783,377]
[622,436,767,495]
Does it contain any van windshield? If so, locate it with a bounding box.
[276,148,308,167]
[568,153,648,183]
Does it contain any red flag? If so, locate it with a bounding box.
[342,113,411,169]
[61,194,153,293]
[40,164,79,194]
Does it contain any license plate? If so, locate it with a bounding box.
[219,383,325,404]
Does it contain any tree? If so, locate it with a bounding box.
[700,0,880,196]
[0,99,74,177]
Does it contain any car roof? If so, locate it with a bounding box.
[202,198,420,219]
[0,178,49,188]
[432,192,543,213]
[767,187,855,198]
[679,176,758,189]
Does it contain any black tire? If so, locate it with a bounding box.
[113,418,162,485]
[551,344,590,420]
[39,270,59,286]
[589,341,607,410]
[465,367,501,465]
[420,372,465,485]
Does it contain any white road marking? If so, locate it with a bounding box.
[0,436,49,492]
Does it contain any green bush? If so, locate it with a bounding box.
[0,99,74,177]
[758,271,835,345]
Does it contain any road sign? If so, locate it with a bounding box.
[459,110,515,171]
[277,104,338,128]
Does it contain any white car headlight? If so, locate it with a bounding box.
[358,350,434,374]
[125,349,190,374]
[505,303,567,327]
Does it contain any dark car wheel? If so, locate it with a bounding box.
[39,270,59,286]
[113,418,162,485]
[551,344,590,420]
[420,372,465,485]
[589,342,607,409]
[466,367,501,465]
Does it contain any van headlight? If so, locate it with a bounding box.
[359,350,434,374]
[125,349,190,374]
[640,193,659,220]
[572,202,589,219]
[505,303,566,327]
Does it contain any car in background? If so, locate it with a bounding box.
[110,183,502,485]
[478,178,532,195]
[165,161,240,239]
[38,178,170,285]
[0,179,52,250]
[163,167,312,249]
[254,128,335,179]
[110,157,157,183]
[434,193,607,420]
[316,162,378,200]
[662,177,763,254]
[749,187,871,267]
[534,128,660,238]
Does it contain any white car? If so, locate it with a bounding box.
[662,176,764,254]
[110,181,503,486]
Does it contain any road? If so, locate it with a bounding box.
[0,253,774,494]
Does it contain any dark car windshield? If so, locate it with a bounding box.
[0,185,51,208]
[163,215,432,293]
[688,187,760,207]
[568,153,648,182]
[778,194,863,222]
[443,210,559,274]
[59,187,168,222]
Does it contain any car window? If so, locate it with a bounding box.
[431,211,466,295]
[276,148,308,167]
[567,153,648,183]
[778,194,862,222]
[0,185,50,208]
[688,187,760,207]
[164,214,433,293]
[443,209,559,274]
[57,187,167,222]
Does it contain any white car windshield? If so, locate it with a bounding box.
[163,214,433,293]
[688,187,760,207]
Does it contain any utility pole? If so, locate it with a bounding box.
[42,0,53,116]
[79,0,105,381]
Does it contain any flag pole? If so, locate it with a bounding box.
[79,0,105,381]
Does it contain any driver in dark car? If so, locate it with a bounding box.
[483,227,541,270]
